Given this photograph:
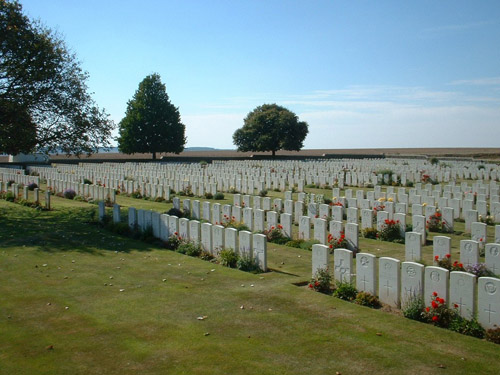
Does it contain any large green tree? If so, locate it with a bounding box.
[118,74,186,160]
[0,0,114,156]
[233,104,309,157]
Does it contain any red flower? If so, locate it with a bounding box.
[278,224,283,229]
[445,254,451,259]
[454,304,459,308]
[308,283,313,289]
[434,255,439,261]
[314,281,320,287]
[459,263,463,268]
[432,316,439,322]
[271,226,275,230]
[432,292,438,297]
[329,244,333,249]
[425,307,430,312]
[174,232,178,236]
[431,301,438,309]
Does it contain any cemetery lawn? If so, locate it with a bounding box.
[1,200,500,375]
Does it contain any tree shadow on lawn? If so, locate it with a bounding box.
[0,205,155,254]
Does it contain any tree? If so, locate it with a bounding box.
[233,104,308,157]
[118,74,186,160]
[0,0,114,156]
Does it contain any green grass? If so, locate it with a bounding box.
[1,197,500,374]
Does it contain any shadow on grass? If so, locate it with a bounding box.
[0,203,155,254]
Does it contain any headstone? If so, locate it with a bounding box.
[379,257,401,308]
[151,211,161,238]
[201,222,213,254]
[345,223,358,252]
[312,244,329,277]
[460,240,479,268]
[471,222,487,248]
[253,233,267,271]
[477,277,500,329]
[424,266,449,307]
[442,207,454,233]
[168,215,179,237]
[225,227,238,250]
[179,218,190,240]
[314,218,327,245]
[450,271,476,320]
[212,225,225,255]
[128,207,137,229]
[299,216,311,240]
[405,232,422,261]
[401,262,424,307]
[266,210,278,230]
[280,213,293,238]
[334,248,353,283]
[98,201,105,222]
[485,243,500,275]
[238,231,252,257]
[243,207,253,231]
[189,220,200,244]
[361,209,372,230]
[356,253,377,295]
[412,215,426,245]
[254,209,265,232]
[433,236,451,260]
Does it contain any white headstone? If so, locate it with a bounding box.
[356,253,377,295]
[424,266,449,307]
[450,271,476,320]
[334,248,353,283]
[401,262,424,307]
[405,232,422,261]
[312,244,329,277]
[379,257,401,308]
[477,277,500,329]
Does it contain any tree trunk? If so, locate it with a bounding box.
[152,151,157,160]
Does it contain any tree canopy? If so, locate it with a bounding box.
[233,104,309,157]
[117,73,186,160]
[0,0,114,156]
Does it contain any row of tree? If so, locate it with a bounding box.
[0,1,309,159]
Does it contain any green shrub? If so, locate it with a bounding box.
[263,226,290,244]
[354,291,381,308]
[63,189,76,200]
[200,251,215,261]
[258,189,268,197]
[5,191,15,202]
[27,182,38,191]
[430,157,439,165]
[167,207,184,218]
[237,255,261,273]
[108,222,131,236]
[422,292,457,328]
[130,190,143,199]
[204,192,213,199]
[309,268,332,294]
[164,234,181,250]
[214,192,225,200]
[363,227,378,239]
[378,219,404,243]
[486,327,500,344]
[402,295,426,322]
[83,178,92,185]
[449,317,485,339]
[177,241,202,257]
[219,248,239,268]
[333,281,357,301]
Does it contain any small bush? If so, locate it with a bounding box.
[422,292,457,328]
[108,222,131,236]
[177,241,202,257]
[333,281,357,301]
[258,189,268,197]
[465,263,495,277]
[219,248,239,268]
[449,317,485,339]
[63,189,76,200]
[402,295,426,322]
[486,327,500,344]
[130,190,143,199]
[200,251,215,261]
[355,291,381,308]
[204,192,214,199]
[83,178,93,185]
[27,182,38,191]
[378,219,404,243]
[363,227,378,239]
[166,207,184,218]
[308,268,332,294]
[237,255,261,273]
[5,191,15,202]
[327,232,348,251]
[164,234,181,250]
[214,192,225,200]
[263,225,290,244]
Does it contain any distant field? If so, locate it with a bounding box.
[1,147,498,164]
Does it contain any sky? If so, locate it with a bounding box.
[19,0,500,149]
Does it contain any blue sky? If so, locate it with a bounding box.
[20,0,500,149]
